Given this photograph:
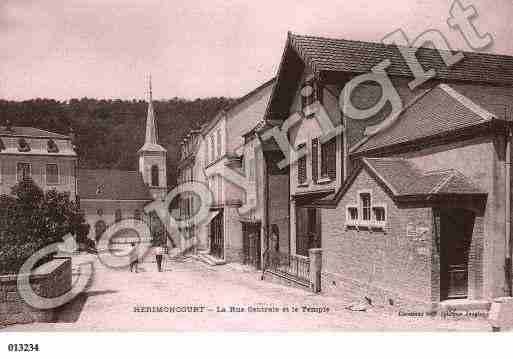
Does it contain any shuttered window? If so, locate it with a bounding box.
[312,138,318,182]
[297,143,307,184]
[320,137,337,180]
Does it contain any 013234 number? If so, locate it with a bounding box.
[7,344,40,352]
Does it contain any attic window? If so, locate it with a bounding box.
[301,78,323,112]
[47,139,59,153]
[18,138,31,152]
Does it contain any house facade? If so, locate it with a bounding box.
[260,32,513,308]
[0,124,78,199]
[177,79,274,265]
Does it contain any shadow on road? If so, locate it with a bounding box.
[54,290,118,323]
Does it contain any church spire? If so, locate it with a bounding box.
[138,76,166,153]
[145,74,158,145]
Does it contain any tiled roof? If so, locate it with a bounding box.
[290,33,513,84]
[78,169,153,201]
[0,126,69,139]
[363,157,484,196]
[351,84,498,154]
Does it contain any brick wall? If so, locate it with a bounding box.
[0,258,72,326]
[321,167,435,308]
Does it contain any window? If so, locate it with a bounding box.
[115,209,122,223]
[373,206,386,222]
[348,207,358,221]
[134,209,141,221]
[17,163,31,181]
[249,158,255,181]
[217,175,223,204]
[297,143,307,184]
[300,78,323,111]
[346,191,387,229]
[360,193,371,221]
[46,164,59,184]
[151,165,159,187]
[216,129,222,157]
[18,138,30,152]
[320,137,336,180]
[210,135,215,162]
[301,79,316,110]
[47,139,59,153]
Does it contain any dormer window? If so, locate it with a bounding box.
[300,78,323,112]
[18,138,30,152]
[47,139,59,153]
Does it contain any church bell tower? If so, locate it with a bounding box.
[138,76,167,200]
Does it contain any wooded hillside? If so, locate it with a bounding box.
[0,97,235,186]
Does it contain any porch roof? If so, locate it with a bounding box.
[363,157,484,196]
[316,157,485,207]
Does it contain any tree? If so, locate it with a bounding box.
[0,179,89,273]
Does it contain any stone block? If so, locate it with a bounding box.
[489,297,513,330]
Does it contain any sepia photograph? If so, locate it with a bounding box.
[1,0,513,356]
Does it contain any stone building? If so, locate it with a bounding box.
[176,78,274,265]
[260,32,513,309]
[0,123,77,198]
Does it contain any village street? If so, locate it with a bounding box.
[3,253,492,331]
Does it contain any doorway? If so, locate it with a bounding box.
[295,206,321,257]
[210,211,224,259]
[242,222,261,269]
[437,208,475,300]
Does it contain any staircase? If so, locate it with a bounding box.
[193,250,226,266]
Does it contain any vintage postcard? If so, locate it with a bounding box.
[1,0,513,351]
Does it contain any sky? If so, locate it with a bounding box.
[1,0,512,101]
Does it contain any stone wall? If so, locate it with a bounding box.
[0,257,72,326]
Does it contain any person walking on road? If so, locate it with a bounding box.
[155,244,164,272]
[129,242,139,273]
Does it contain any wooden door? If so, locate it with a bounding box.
[210,212,224,259]
[243,223,261,269]
[439,208,474,300]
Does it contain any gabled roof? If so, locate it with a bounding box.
[265,32,513,121]
[78,169,153,201]
[317,157,485,206]
[288,33,513,84]
[363,157,483,196]
[0,126,69,139]
[350,84,499,155]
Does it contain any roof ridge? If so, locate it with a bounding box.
[290,32,513,61]
[362,157,400,195]
[429,170,457,194]
[439,84,497,121]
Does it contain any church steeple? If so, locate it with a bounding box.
[139,76,166,153]
[138,75,167,199]
[143,75,159,147]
